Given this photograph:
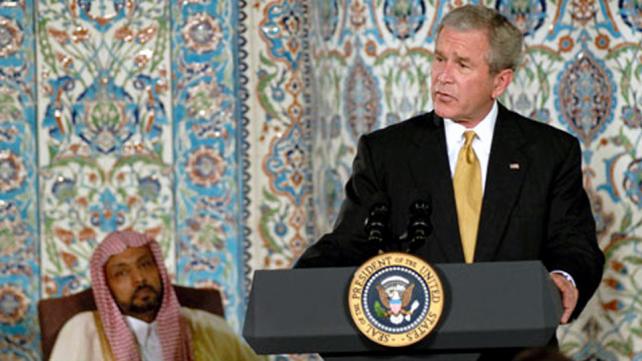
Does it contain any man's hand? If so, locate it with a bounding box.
[550,273,578,324]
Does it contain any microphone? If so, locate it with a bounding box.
[405,196,432,253]
[364,193,391,252]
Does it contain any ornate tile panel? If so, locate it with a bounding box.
[36,0,175,295]
[0,0,40,357]
[247,0,313,271]
[171,0,247,329]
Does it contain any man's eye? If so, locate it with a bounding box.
[113,270,127,278]
[141,260,154,268]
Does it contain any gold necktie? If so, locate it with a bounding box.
[453,131,482,263]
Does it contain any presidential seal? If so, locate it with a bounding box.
[348,252,444,347]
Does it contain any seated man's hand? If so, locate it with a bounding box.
[550,273,578,324]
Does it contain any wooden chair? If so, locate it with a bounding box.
[37,285,224,360]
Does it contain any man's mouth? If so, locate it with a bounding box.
[122,285,162,315]
[434,91,455,100]
[133,285,156,300]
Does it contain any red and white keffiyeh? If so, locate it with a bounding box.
[90,230,192,361]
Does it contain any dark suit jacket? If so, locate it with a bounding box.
[295,103,604,319]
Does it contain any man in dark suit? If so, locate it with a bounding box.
[295,4,603,327]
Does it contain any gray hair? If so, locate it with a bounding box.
[436,5,523,74]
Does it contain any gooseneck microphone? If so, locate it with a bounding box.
[364,193,391,252]
[405,197,433,253]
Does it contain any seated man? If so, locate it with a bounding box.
[50,230,264,361]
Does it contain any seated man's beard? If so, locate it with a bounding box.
[126,284,162,315]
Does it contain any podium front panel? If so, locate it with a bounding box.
[243,261,562,355]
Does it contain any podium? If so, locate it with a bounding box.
[243,261,563,361]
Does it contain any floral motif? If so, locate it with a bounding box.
[260,0,304,69]
[0,16,23,58]
[61,251,79,269]
[496,0,546,36]
[115,25,134,41]
[88,190,128,232]
[316,0,338,41]
[344,56,380,142]
[71,75,138,154]
[53,227,74,245]
[0,151,26,193]
[383,0,426,39]
[364,39,377,57]
[558,35,574,52]
[76,0,131,32]
[349,0,367,30]
[72,26,90,43]
[264,123,308,205]
[623,159,642,208]
[186,80,233,122]
[556,50,616,146]
[619,0,642,32]
[594,33,610,50]
[571,0,598,25]
[43,274,84,298]
[78,227,97,242]
[622,105,642,128]
[0,285,28,325]
[137,175,161,202]
[0,87,22,122]
[182,13,223,54]
[136,25,157,44]
[185,212,226,251]
[186,147,225,188]
[0,201,27,256]
[51,176,76,203]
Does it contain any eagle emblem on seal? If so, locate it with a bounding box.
[375,275,421,325]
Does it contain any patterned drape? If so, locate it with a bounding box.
[0,1,640,360]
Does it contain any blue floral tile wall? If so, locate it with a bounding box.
[0,1,641,360]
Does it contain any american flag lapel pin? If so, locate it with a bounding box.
[509,163,520,170]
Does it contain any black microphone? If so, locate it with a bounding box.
[364,193,391,252]
[405,196,432,253]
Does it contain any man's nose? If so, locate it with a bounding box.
[435,63,454,83]
[130,269,145,285]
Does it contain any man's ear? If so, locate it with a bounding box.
[491,68,514,99]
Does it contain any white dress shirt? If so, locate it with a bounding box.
[125,316,163,361]
[444,101,498,193]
